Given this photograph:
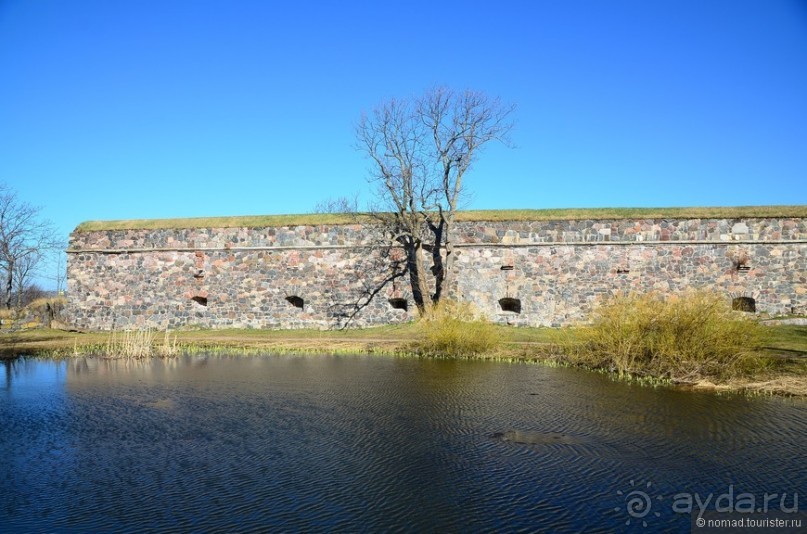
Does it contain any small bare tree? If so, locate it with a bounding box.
[313,194,360,215]
[356,87,514,314]
[0,185,59,309]
[13,251,42,307]
[51,251,67,295]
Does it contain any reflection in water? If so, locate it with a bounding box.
[0,355,805,532]
[490,430,585,445]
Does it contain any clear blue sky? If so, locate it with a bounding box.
[1,0,806,252]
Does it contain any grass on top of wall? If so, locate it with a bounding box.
[73,205,807,232]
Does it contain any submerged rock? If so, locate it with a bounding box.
[490,430,583,445]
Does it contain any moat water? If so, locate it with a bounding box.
[1,355,805,532]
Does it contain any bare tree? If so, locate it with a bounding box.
[20,283,47,308]
[356,87,514,314]
[0,185,59,309]
[51,251,67,295]
[313,194,360,214]
[13,250,42,307]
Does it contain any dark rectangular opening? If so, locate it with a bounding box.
[285,296,304,309]
[499,297,521,314]
[732,297,755,313]
[388,298,408,311]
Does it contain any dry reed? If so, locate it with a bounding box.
[561,291,766,382]
[100,328,179,359]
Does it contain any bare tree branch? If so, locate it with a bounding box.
[0,185,60,309]
[313,194,360,214]
[355,87,514,315]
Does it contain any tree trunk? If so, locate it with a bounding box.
[440,217,457,301]
[405,239,433,314]
[430,220,445,303]
[4,259,13,310]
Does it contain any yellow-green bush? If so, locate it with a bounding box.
[563,291,766,381]
[413,301,500,357]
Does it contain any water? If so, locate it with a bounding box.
[1,355,805,532]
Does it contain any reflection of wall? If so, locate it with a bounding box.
[66,218,807,330]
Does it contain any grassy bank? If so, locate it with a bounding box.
[2,320,805,396]
[0,322,556,360]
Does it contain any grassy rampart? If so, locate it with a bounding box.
[74,205,807,232]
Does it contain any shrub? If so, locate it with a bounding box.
[414,301,500,357]
[563,291,766,381]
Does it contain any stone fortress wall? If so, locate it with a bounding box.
[66,216,807,330]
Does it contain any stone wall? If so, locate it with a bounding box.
[69,218,807,251]
[0,299,65,331]
[66,218,807,330]
[457,242,805,327]
[452,218,806,244]
[67,247,411,330]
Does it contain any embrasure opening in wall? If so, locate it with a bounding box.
[286,296,304,309]
[733,253,751,272]
[732,297,755,313]
[498,297,521,314]
[388,298,408,311]
[501,265,514,271]
[191,296,208,307]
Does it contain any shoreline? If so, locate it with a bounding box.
[2,326,805,397]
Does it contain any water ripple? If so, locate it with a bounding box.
[0,355,805,532]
